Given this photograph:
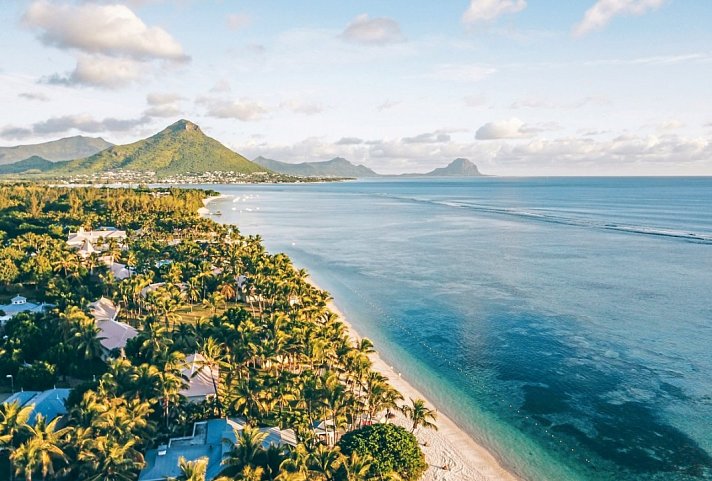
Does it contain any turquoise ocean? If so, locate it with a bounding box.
[204,177,712,481]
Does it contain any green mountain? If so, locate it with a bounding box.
[253,156,379,177]
[55,120,266,177]
[0,136,112,165]
[401,158,483,177]
[0,155,55,175]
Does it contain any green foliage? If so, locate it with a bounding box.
[16,360,57,390]
[54,120,267,178]
[339,423,427,481]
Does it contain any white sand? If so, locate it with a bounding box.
[323,293,522,481]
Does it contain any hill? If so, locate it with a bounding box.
[55,120,266,177]
[0,136,112,165]
[401,158,483,177]
[0,155,56,175]
[253,156,379,177]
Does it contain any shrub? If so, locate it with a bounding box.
[338,423,427,481]
[16,360,57,390]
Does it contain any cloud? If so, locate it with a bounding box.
[402,131,452,144]
[377,100,400,111]
[1,114,151,140]
[463,0,527,24]
[144,92,184,117]
[226,13,250,31]
[431,64,497,82]
[19,92,50,102]
[24,1,188,61]
[336,137,364,145]
[463,94,488,108]
[280,99,324,115]
[199,97,267,121]
[43,55,143,88]
[573,0,667,37]
[340,14,404,45]
[475,118,532,139]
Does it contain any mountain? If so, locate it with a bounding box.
[253,156,380,177]
[0,156,55,175]
[0,136,112,165]
[401,158,483,177]
[55,120,266,177]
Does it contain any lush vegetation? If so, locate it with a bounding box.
[0,185,436,481]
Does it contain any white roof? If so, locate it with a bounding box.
[97,319,138,352]
[181,353,218,400]
[89,297,119,322]
[67,228,127,247]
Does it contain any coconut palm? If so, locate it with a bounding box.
[221,425,268,475]
[307,445,343,481]
[177,456,208,481]
[10,414,71,481]
[400,398,438,433]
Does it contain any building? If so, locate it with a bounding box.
[180,353,218,403]
[99,256,133,280]
[0,295,47,323]
[88,297,138,358]
[3,388,71,426]
[138,418,296,481]
[67,226,127,248]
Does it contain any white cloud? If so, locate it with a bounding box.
[226,13,250,31]
[402,131,452,144]
[280,99,324,115]
[475,118,531,139]
[144,92,184,118]
[340,14,404,45]
[336,137,364,145]
[1,114,151,140]
[24,1,189,61]
[44,55,143,88]
[463,0,527,24]
[464,94,488,108]
[199,97,267,121]
[574,0,667,37]
[19,92,50,102]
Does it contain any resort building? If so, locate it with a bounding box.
[180,353,218,403]
[138,418,296,481]
[3,388,71,426]
[0,295,47,323]
[88,297,138,358]
[66,226,127,248]
[99,255,132,280]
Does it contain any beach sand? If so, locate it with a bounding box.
[323,288,522,481]
[200,198,521,481]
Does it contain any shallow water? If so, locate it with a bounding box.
[205,177,712,481]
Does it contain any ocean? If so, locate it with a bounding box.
[205,177,712,481]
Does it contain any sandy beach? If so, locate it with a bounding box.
[322,287,522,481]
[200,199,521,481]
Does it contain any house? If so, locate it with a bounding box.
[138,418,296,481]
[181,353,218,403]
[99,255,132,280]
[3,388,71,426]
[0,296,47,323]
[88,297,138,358]
[67,226,127,248]
[77,239,98,259]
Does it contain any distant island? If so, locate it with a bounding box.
[0,120,485,182]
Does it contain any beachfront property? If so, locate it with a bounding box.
[138,418,297,481]
[3,388,71,426]
[88,297,138,358]
[180,353,218,402]
[99,255,133,280]
[0,295,48,323]
[67,226,127,248]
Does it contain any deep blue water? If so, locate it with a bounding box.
[205,177,712,481]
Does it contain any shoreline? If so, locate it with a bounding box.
[320,284,523,481]
[200,195,522,481]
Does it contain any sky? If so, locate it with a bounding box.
[1,0,711,175]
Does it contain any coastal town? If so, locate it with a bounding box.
[0,186,436,481]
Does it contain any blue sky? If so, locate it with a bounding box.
[1,0,711,175]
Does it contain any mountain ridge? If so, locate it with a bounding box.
[0,135,112,165]
[253,156,380,177]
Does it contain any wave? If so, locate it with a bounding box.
[376,194,712,244]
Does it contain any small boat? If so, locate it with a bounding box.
[213,210,222,216]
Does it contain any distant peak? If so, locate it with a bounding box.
[166,119,201,133]
[450,158,473,166]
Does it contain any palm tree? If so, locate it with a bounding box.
[196,338,227,415]
[10,414,71,481]
[341,452,374,481]
[0,401,33,450]
[177,456,208,481]
[76,433,144,481]
[400,398,438,433]
[221,426,267,475]
[307,445,343,481]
